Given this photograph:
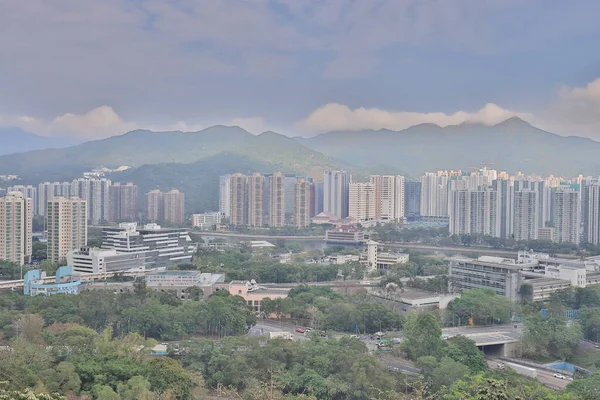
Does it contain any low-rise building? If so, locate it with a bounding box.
[24,266,80,296]
[191,212,221,229]
[329,254,360,264]
[146,270,203,287]
[537,227,556,242]
[219,280,290,314]
[325,227,365,244]
[365,240,409,271]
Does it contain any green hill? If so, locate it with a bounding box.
[296,117,600,177]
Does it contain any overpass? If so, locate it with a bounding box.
[443,325,522,357]
[0,270,150,291]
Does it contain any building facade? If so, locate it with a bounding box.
[323,170,351,219]
[162,189,185,225]
[269,173,285,227]
[248,173,265,227]
[370,175,405,221]
[552,188,580,245]
[404,181,421,219]
[295,178,311,228]
[46,197,87,264]
[109,182,138,222]
[0,192,32,265]
[230,173,248,226]
[348,182,377,223]
[513,190,538,241]
[191,212,221,229]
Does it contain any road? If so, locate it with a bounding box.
[487,357,570,390]
[194,232,325,240]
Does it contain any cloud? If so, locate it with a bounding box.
[302,103,534,133]
[535,78,600,139]
[1,106,138,139]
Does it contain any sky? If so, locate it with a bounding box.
[1,0,600,141]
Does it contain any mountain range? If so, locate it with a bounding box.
[296,117,600,178]
[0,128,77,155]
[1,118,599,213]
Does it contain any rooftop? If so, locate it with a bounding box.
[148,270,201,276]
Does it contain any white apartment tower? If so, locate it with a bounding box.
[370,175,405,221]
[584,184,600,246]
[348,182,377,223]
[162,189,185,225]
[552,188,580,245]
[269,173,286,227]
[513,190,538,241]
[449,189,497,236]
[146,189,163,222]
[324,171,351,219]
[420,172,449,217]
[219,175,232,219]
[0,192,33,265]
[46,197,87,264]
[248,173,265,227]
[295,178,311,228]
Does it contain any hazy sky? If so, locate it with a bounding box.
[1,0,600,140]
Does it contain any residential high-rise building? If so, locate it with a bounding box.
[269,173,285,227]
[449,189,497,236]
[46,197,87,264]
[284,175,297,220]
[583,183,600,246]
[146,190,163,222]
[230,173,248,226]
[7,185,38,216]
[493,179,514,239]
[420,172,449,218]
[312,182,324,216]
[247,173,265,227]
[72,178,111,224]
[404,181,421,219]
[219,175,232,219]
[370,175,405,221]
[38,182,71,217]
[162,189,185,225]
[324,171,351,219]
[295,178,311,228]
[348,182,377,223]
[109,182,138,222]
[513,190,538,241]
[0,192,33,265]
[552,188,580,245]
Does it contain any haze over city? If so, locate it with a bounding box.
[1,1,600,140]
[3,2,600,400]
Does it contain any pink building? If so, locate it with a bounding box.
[225,280,289,313]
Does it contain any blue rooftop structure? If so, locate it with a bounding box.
[24,266,81,296]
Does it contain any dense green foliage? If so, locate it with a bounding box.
[0,287,256,341]
[446,289,513,325]
[262,286,404,333]
[522,308,583,360]
[194,247,365,283]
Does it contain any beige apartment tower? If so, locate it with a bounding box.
[247,173,265,227]
[0,192,33,265]
[162,189,185,225]
[146,189,163,222]
[295,178,311,228]
[46,197,87,264]
[269,173,286,227]
[370,175,405,221]
[230,173,248,226]
[349,182,377,223]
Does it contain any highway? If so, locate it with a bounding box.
[486,357,570,390]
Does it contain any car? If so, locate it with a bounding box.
[320,331,327,337]
[567,376,574,381]
[594,344,600,349]
[553,374,566,379]
[295,328,305,334]
[350,334,360,338]
[497,363,505,369]
[304,327,312,332]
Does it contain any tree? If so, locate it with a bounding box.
[147,357,192,399]
[447,289,513,325]
[93,385,120,400]
[43,362,81,395]
[0,384,64,400]
[401,312,444,360]
[14,314,45,342]
[117,376,154,400]
[566,371,600,400]
[430,357,469,391]
[522,310,582,359]
[442,335,487,373]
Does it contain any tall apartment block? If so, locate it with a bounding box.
[269,173,285,227]
[7,185,38,216]
[312,182,324,216]
[324,170,351,219]
[0,192,33,265]
[349,182,377,223]
[247,173,265,227]
[552,188,580,245]
[513,190,538,241]
[46,197,87,264]
[404,181,421,219]
[370,175,405,221]
[72,178,111,224]
[219,175,232,219]
[38,182,71,217]
[162,189,185,225]
[420,172,449,218]
[146,190,163,222]
[584,183,600,246]
[449,189,497,236]
[295,178,311,228]
[230,173,248,226]
[109,182,138,222]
